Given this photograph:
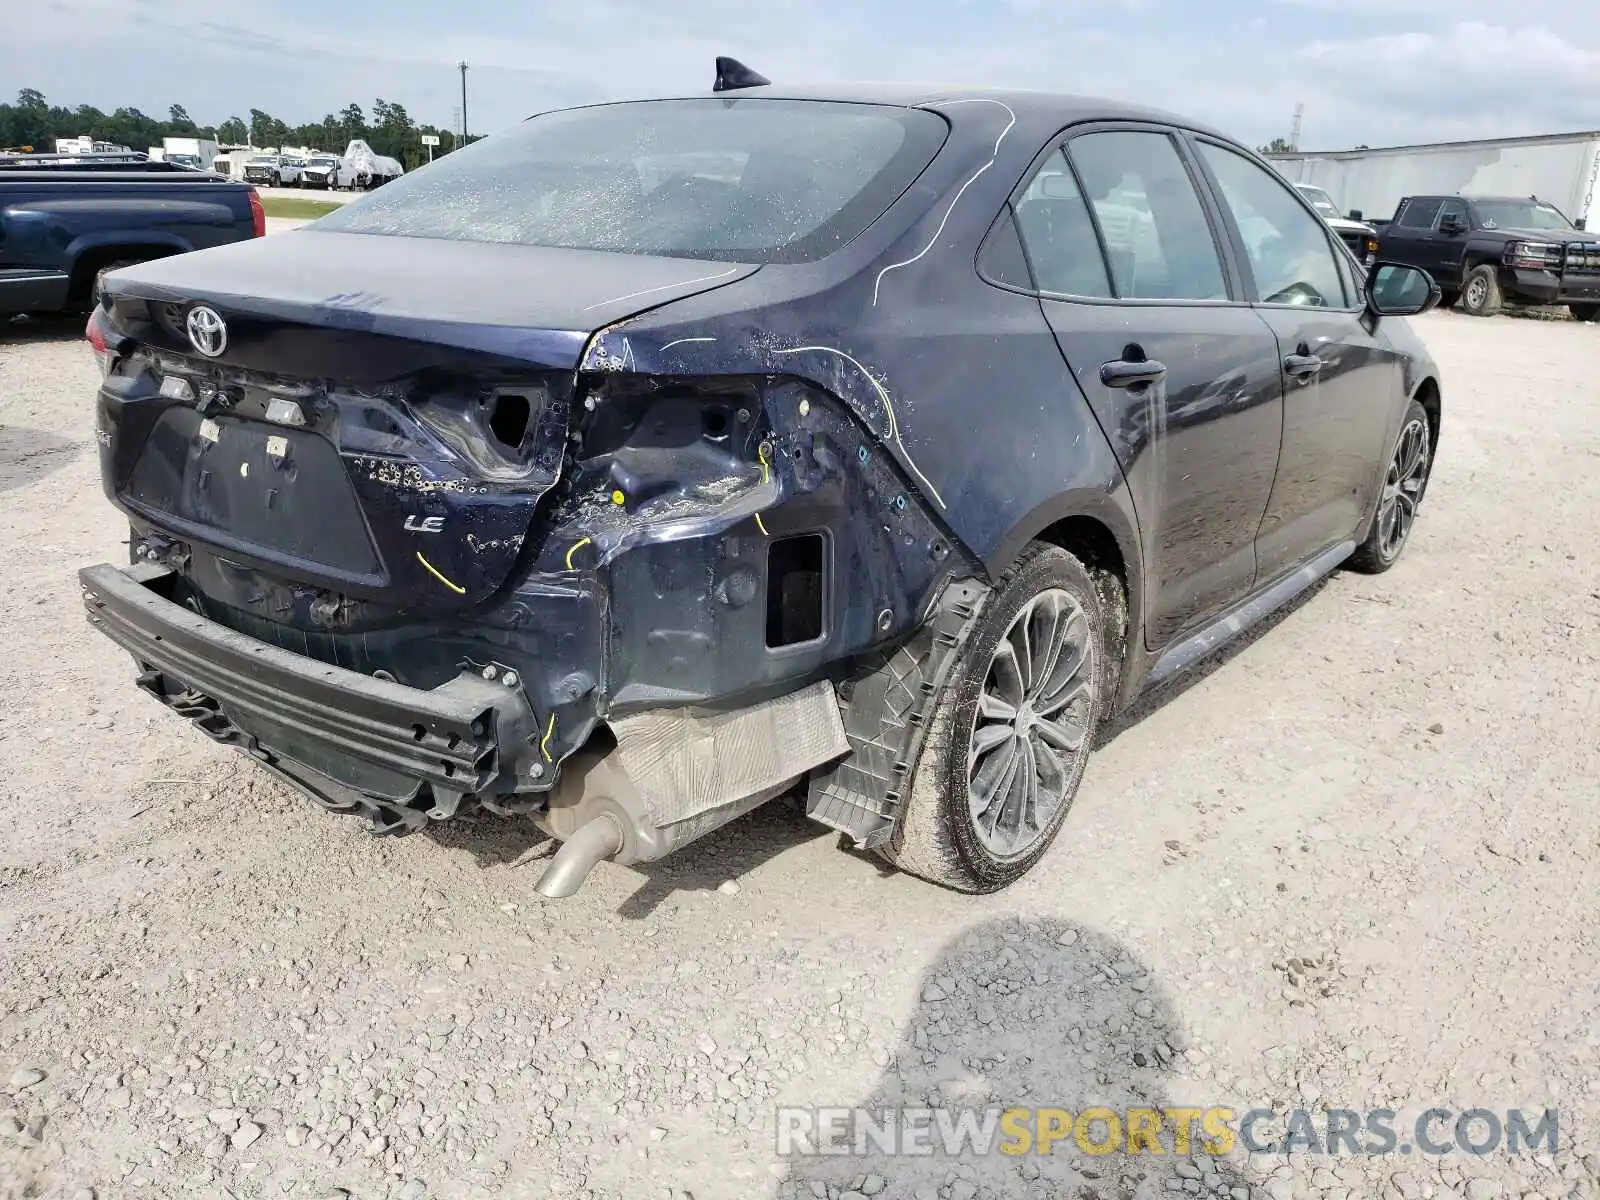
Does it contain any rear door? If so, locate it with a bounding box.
[1188,137,1402,580]
[1022,126,1285,646]
[1430,197,1470,286]
[1382,197,1443,277]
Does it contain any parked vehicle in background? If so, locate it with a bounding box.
[300,154,354,190]
[55,136,137,156]
[242,154,302,187]
[1295,183,1379,268]
[161,137,219,173]
[1376,194,1600,319]
[0,155,261,315]
[81,71,1442,900]
[343,139,403,189]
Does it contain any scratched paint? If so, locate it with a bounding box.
[872,98,1017,307]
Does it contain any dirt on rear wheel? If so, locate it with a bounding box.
[879,543,1123,893]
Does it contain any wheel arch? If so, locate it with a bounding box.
[984,490,1145,706]
[1411,374,1442,501]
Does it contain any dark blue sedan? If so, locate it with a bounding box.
[82,65,1441,895]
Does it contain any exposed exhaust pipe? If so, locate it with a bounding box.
[533,814,623,899]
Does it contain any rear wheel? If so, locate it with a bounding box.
[1348,399,1432,574]
[880,544,1118,893]
[1570,303,1599,323]
[1461,265,1502,317]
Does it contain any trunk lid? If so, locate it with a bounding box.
[98,232,756,617]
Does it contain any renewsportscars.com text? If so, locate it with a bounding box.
[776,1106,1559,1159]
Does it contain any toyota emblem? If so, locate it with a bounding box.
[185,305,228,358]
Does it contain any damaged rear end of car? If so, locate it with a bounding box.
[81,94,971,895]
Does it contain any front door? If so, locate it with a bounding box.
[1190,137,1405,579]
[1019,128,1285,647]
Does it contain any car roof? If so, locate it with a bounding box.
[549,83,1239,145]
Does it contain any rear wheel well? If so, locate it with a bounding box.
[68,246,176,304]
[1413,375,1441,458]
[1034,515,1131,698]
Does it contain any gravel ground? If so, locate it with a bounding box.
[1,303,1598,1200]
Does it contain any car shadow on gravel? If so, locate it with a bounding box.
[774,916,1255,1200]
[1,312,89,344]
[0,425,84,494]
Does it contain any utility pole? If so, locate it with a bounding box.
[1290,102,1304,153]
[458,61,469,145]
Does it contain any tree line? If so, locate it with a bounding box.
[0,89,466,170]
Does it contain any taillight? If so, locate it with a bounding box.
[249,187,265,237]
[85,307,115,377]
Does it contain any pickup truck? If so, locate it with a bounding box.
[242,155,301,188]
[0,155,263,316]
[1375,194,1600,321]
[299,154,354,191]
[1294,183,1380,269]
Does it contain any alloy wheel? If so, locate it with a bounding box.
[967,588,1096,860]
[1378,417,1429,560]
[1465,278,1486,308]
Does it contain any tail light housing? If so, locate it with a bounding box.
[84,306,115,377]
[248,187,265,237]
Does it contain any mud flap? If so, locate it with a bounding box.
[806,577,991,848]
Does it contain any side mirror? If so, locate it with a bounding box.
[1348,209,1364,222]
[1577,218,1588,231]
[1366,262,1440,317]
[1439,214,1465,235]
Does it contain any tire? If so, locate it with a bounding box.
[879,543,1122,893]
[1460,264,1502,317]
[1436,289,1459,311]
[270,173,281,188]
[1570,303,1599,323]
[1347,399,1432,574]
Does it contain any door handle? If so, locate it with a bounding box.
[1284,353,1323,380]
[1100,359,1167,389]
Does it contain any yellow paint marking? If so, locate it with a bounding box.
[610,489,626,505]
[758,442,772,484]
[540,712,557,762]
[754,513,769,536]
[415,551,465,595]
[565,536,592,570]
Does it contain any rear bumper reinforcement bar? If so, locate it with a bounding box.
[80,562,535,822]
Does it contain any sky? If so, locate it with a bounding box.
[8,0,1600,151]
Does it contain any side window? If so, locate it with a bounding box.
[977,209,1033,290]
[1197,142,1348,308]
[1398,198,1442,229]
[1334,239,1363,304]
[1066,131,1228,301]
[1011,149,1112,298]
[1436,198,1466,230]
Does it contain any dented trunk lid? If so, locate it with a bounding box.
[96,232,758,617]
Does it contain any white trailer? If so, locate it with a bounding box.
[162,137,219,172]
[1270,131,1600,230]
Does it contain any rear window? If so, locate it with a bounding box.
[313,99,948,264]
